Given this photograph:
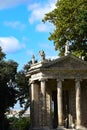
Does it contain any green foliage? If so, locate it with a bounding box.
[9,117,30,130]
[0,47,6,61]
[0,47,18,129]
[0,59,18,109]
[43,0,87,57]
[0,47,31,129]
[15,61,31,115]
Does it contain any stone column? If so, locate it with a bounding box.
[57,79,63,127]
[30,81,35,128]
[75,79,82,129]
[30,81,39,129]
[31,81,35,101]
[40,79,47,127]
[46,91,52,128]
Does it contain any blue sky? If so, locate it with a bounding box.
[0,0,58,109]
[0,0,58,71]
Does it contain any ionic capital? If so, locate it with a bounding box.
[29,79,35,85]
[75,78,82,82]
[39,78,48,82]
[57,78,64,82]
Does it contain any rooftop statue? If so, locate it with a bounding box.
[39,50,45,61]
[65,40,70,56]
[31,55,35,64]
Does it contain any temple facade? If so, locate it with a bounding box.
[27,51,87,130]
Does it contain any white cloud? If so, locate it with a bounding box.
[0,0,30,10]
[36,23,54,32]
[28,0,57,32]
[0,36,25,53]
[28,0,57,24]
[4,21,26,31]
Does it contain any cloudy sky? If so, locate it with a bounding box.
[0,0,59,71]
[0,0,59,110]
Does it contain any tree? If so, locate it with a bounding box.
[8,117,30,130]
[0,47,18,130]
[0,47,6,60]
[15,61,32,116]
[16,70,29,115]
[16,60,37,115]
[43,0,87,57]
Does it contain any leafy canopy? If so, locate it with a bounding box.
[15,61,32,115]
[0,48,18,110]
[43,0,87,57]
[15,59,38,115]
[0,47,18,129]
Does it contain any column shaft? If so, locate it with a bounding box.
[57,79,63,126]
[31,82,34,101]
[30,82,35,128]
[31,81,39,129]
[40,79,47,126]
[75,79,81,128]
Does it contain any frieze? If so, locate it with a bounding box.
[31,72,44,80]
[42,71,87,80]
[30,70,87,82]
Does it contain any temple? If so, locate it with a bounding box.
[26,47,87,130]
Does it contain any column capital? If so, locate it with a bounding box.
[57,78,64,82]
[39,77,48,82]
[75,77,82,82]
[29,79,35,84]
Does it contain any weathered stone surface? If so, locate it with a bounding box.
[27,54,87,130]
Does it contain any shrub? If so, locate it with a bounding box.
[8,117,30,130]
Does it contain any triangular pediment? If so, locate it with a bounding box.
[44,54,87,70]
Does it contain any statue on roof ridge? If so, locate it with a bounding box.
[39,50,45,61]
[31,54,35,64]
[65,40,70,56]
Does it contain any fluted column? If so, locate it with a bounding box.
[31,81,35,101]
[57,79,63,127]
[30,81,35,128]
[75,79,82,129]
[40,79,47,127]
[30,81,39,129]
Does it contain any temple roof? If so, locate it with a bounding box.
[42,54,87,69]
[27,54,87,77]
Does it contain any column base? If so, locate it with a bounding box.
[30,126,50,130]
[76,125,87,130]
[40,126,50,130]
[57,127,76,130]
[57,126,65,130]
